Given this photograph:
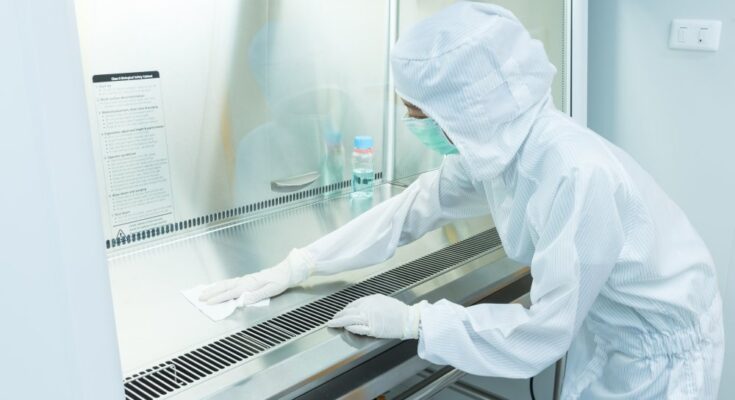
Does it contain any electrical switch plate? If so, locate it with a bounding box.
[669,19,722,51]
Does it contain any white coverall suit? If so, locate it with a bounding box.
[203,3,725,398]
[307,4,724,399]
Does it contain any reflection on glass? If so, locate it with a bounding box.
[232,1,387,205]
[350,194,374,217]
[321,129,345,189]
[77,0,388,239]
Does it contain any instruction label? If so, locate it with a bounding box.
[93,71,175,236]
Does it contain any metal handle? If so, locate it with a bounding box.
[270,171,320,193]
[393,366,466,400]
[415,369,509,400]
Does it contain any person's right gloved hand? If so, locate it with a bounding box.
[199,248,314,305]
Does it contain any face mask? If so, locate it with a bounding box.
[403,117,459,155]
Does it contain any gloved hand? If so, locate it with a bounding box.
[326,294,428,340]
[199,248,314,305]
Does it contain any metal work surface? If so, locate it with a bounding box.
[296,275,532,400]
[108,183,526,399]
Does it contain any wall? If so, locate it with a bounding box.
[588,1,735,398]
[0,0,123,398]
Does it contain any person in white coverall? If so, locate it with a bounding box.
[201,3,724,399]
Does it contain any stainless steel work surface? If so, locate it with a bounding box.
[109,182,529,400]
[109,183,492,374]
[201,241,525,400]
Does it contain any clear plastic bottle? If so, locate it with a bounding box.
[351,135,374,199]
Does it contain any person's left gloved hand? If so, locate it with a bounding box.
[326,294,428,340]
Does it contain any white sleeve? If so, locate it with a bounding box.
[305,156,489,276]
[417,167,625,378]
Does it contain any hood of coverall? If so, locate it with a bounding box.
[391,2,557,181]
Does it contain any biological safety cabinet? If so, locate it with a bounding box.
[3,1,588,399]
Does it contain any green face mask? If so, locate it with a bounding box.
[403,117,459,155]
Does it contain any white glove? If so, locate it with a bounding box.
[326,294,428,340]
[199,248,314,305]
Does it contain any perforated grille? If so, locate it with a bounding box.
[123,228,501,400]
[107,172,383,250]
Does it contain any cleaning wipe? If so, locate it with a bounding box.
[182,285,270,322]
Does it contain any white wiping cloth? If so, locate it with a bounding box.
[182,285,270,321]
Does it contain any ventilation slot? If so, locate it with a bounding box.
[108,172,384,250]
[123,228,501,399]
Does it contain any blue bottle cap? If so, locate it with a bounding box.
[354,135,373,150]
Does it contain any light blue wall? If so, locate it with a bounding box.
[0,1,124,399]
[589,1,735,398]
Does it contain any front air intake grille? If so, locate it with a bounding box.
[123,228,502,400]
[107,172,384,250]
